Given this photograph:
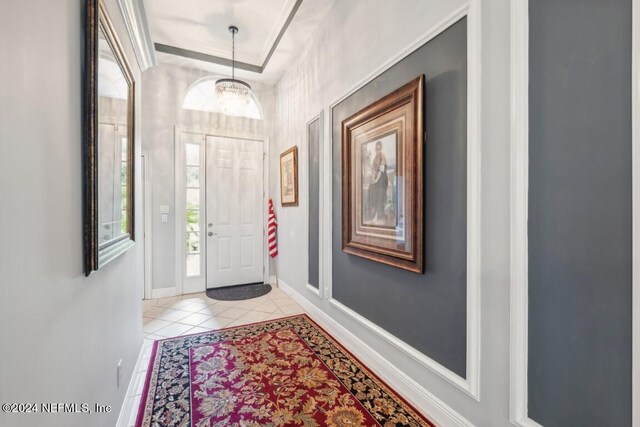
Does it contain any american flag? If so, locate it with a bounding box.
[268,198,278,258]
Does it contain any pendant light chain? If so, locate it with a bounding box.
[231,28,235,82]
[215,25,254,117]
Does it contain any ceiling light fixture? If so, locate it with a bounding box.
[215,26,253,117]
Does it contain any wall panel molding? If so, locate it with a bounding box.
[511,1,637,425]
[306,112,323,298]
[328,297,473,398]
[632,0,640,425]
[323,0,481,401]
[466,0,482,403]
[508,1,540,426]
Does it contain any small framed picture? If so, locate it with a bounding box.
[280,146,299,207]
[342,76,424,273]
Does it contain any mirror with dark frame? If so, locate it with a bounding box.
[84,0,135,275]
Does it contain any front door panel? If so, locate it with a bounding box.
[206,136,264,288]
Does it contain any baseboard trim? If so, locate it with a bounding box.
[115,343,145,427]
[279,279,475,427]
[150,287,177,299]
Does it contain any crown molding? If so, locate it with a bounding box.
[153,0,302,74]
[118,0,157,71]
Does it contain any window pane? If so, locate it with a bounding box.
[120,184,127,233]
[121,137,128,160]
[186,188,199,210]
[121,186,127,209]
[186,231,200,253]
[186,166,200,188]
[186,143,200,166]
[120,211,127,234]
[186,254,200,277]
[185,142,201,278]
[186,210,200,232]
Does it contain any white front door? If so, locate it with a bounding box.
[206,136,264,288]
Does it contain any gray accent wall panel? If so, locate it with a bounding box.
[308,117,320,289]
[332,18,467,376]
[528,1,632,425]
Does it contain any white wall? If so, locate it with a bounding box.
[141,63,276,292]
[0,1,144,426]
[273,0,512,425]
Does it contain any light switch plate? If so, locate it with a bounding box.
[159,205,170,214]
[161,214,168,223]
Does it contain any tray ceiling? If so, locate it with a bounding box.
[146,0,335,83]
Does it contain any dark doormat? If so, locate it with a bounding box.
[206,282,272,301]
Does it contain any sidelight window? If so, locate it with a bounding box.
[185,143,201,277]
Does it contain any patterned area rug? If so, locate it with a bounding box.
[136,314,434,427]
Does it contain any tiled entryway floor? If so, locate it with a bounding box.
[120,287,306,427]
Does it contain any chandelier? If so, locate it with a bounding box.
[215,26,252,117]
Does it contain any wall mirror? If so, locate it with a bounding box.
[84,0,135,275]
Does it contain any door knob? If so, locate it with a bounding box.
[208,232,217,237]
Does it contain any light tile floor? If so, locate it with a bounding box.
[120,287,306,427]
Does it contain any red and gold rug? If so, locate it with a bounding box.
[136,314,434,427]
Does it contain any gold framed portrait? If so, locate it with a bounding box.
[342,76,424,273]
[280,146,299,207]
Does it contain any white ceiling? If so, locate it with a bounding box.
[146,0,336,83]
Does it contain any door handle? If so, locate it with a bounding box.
[208,232,217,237]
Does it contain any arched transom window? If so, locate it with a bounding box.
[182,77,264,120]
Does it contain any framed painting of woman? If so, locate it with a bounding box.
[341,76,424,273]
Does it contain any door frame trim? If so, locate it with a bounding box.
[174,126,270,295]
[141,150,152,300]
